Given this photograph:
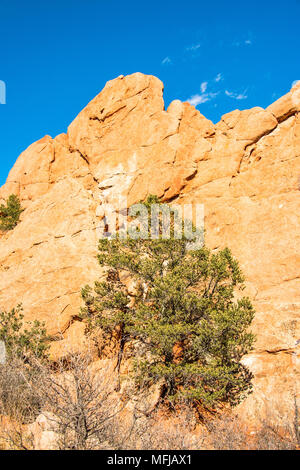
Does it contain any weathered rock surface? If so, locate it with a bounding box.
[0,73,299,432]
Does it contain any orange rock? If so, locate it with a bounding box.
[49,321,98,362]
[0,72,299,431]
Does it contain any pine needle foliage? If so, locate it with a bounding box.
[0,305,49,360]
[0,194,23,231]
[80,196,255,409]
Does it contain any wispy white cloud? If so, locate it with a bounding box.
[187,78,221,107]
[187,94,209,106]
[200,81,208,93]
[233,39,253,47]
[186,43,201,52]
[225,89,248,100]
[214,73,223,83]
[187,92,218,107]
[161,56,172,65]
[292,80,300,88]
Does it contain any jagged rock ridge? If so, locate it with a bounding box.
[0,73,299,431]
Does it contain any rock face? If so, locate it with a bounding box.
[0,73,299,431]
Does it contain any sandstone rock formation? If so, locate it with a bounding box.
[0,73,299,432]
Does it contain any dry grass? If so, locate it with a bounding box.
[0,352,298,450]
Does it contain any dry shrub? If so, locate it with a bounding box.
[0,355,40,449]
[136,418,202,450]
[117,407,300,450]
[253,421,299,450]
[116,405,204,450]
[0,352,127,450]
[0,355,42,424]
[0,352,298,450]
[35,353,127,450]
[203,413,299,450]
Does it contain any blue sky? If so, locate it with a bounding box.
[0,0,299,186]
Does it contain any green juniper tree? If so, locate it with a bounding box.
[0,194,23,231]
[0,305,49,360]
[80,196,255,409]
